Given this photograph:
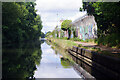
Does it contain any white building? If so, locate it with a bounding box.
[72,14,97,40]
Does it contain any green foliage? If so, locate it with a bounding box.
[81,2,120,47]
[51,30,56,37]
[60,30,64,38]
[58,37,68,40]
[70,38,84,42]
[84,39,94,43]
[96,33,120,47]
[79,7,83,11]
[73,28,77,38]
[2,2,43,44]
[73,38,80,41]
[78,44,82,47]
[61,20,72,31]
[46,31,52,37]
[49,38,78,49]
[2,41,42,79]
[62,37,68,40]
[61,58,71,68]
[61,20,72,39]
[41,32,45,38]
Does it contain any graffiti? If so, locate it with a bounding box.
[71,32,73,38]
[56,15,97,40]
[73,15,97,40]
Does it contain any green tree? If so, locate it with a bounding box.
[61,20,72,39]
[2,2,43,44]
[80,2,120,47]
[46,31,52,37]
[61,20,72,31]
[81,2,120,35]
[2,42,42,79]
[41,32,45,38]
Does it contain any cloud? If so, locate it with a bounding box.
[35,0,82,11]
[69,11,87,21]
[35,0,83,33]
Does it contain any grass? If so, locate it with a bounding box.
[77,46,101,52]
[95,33,120,48]
[47,37,120,58]
[47,37,78,49]
[77,46,120,58]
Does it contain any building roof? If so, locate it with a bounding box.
[72,13,88,25]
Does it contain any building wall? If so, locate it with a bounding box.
[72,15,97,40]
[64,30,68,38]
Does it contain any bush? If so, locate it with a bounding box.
[97,33,120,47]
[73,37,82,41]
[84,39,95,43]
[62,37,68,40]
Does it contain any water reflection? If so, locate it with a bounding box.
[2,41,43,79]
[60,57,71,68]
[34,42,81,78]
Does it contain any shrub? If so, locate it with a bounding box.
[97,33,120,47]
[73,37,82,41]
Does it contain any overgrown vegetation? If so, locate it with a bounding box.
[48,38,120,58]
[2,2,43,44]
[61,20,72,39]
[95,33,120,47]
[77,45,120,58]
[47,38,78,49]
[2,41,43,79]
[61,20,72,31]
[80,2,120,47]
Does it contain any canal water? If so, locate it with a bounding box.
[34,42,81,78]
[2,41,82,79]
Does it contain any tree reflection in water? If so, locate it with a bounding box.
[60,57,71,68]
[47,41,73,69]
[2,41,44,79]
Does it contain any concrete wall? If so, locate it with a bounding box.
[72,15,97,40]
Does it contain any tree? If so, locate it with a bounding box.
[61,20,72,39]
[46,31,52,37]
[61,20,72,31]
[41,32,45,38]
[81,2,120,35]
[2,2,43,44]
[80,2,120,47]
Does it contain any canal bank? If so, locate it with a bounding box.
[46,39,95,80]
[47,38,120,58]
[47,38,120,80]
[47,38,78,50]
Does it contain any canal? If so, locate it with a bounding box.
[2,41,83,79]
[34,42,82,78]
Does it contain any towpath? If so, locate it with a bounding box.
[75,41,120,54]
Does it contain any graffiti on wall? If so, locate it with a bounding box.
[79,23,97,40]
[72,15,98,40]
[56,15,97,40]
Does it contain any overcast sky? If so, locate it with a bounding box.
[35,0,86,33]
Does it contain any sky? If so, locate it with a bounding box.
[35,0,87,33]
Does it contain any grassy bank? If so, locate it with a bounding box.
[47,38,78,50]
[47,37,120,58]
